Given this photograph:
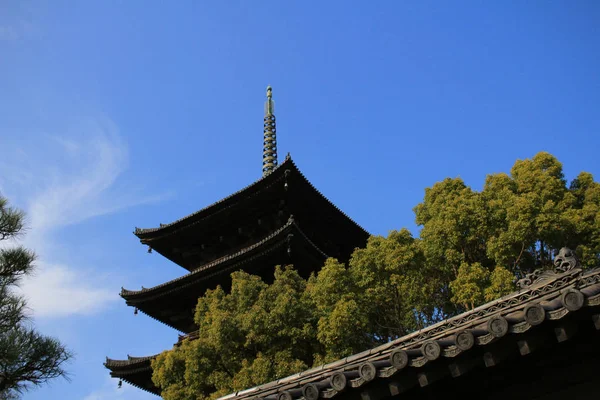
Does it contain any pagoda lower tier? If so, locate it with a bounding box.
[104,355,157,395]
[121,217,329,333]
[133,156,369,272]
[105,333,200,396]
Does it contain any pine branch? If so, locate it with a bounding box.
[0,200,25,241]
[0,248,36,288]
[0,327,72,396]
[0,195,72,398]
[0,287,29,333]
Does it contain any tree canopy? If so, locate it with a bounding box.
[152,152,600,400]
[0,195,72,399]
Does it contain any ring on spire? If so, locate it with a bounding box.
[263,85,277,176]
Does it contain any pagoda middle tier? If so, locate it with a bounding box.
[122,217,330,332]
[122,155,369,332]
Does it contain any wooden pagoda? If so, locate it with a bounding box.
[104,87,370,395]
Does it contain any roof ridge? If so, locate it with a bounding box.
[104,354,157,367]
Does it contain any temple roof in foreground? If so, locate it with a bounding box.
[133,156,369,271]
[121,217,329,332]
[216,248,600,400]
[107,249,600,398]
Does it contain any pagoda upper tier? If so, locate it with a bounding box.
[134,155,369,272]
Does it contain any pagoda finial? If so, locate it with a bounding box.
[263,85,277,176]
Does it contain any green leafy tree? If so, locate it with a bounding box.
[0,195,72,398]
[153,232,452,399]
[502,152,568,269]
[449,262,489,310]
[305,258,368,362]
[153,151,600,399]
[482,152,575,272]
[415,152,600,311]
[153,267,318,400]
[563,172,600,268]
[484,266,515,302]
[305,230,447,362]
[414,178,488,275]
[481,172,534,270]
[347,229,447,338]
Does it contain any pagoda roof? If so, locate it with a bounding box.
[104,355,159,396]
[214,249,600,400]
[134,156,293,238]
[104,354,155,369]
[122,217,329,332]
[133,155,369,270]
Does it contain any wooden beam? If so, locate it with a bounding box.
[517,338,538,356]
[592,314,600,330]
[417,366,447,387]
[484,347,511,367]
[449,356,482,378]
[359,384,392,400]
[388,381,413,396]
[388,382,403,397]
[555,321,578,343]
[387,372,418,396]
[417,373,432,388]
[484,352,500,368]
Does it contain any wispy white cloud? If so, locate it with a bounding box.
[24,120,166,233]
[0,117,170,318]
[22,263,116,318]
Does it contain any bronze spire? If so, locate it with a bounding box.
[262,85,277,176]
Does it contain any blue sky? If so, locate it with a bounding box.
[1,1,599,399]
